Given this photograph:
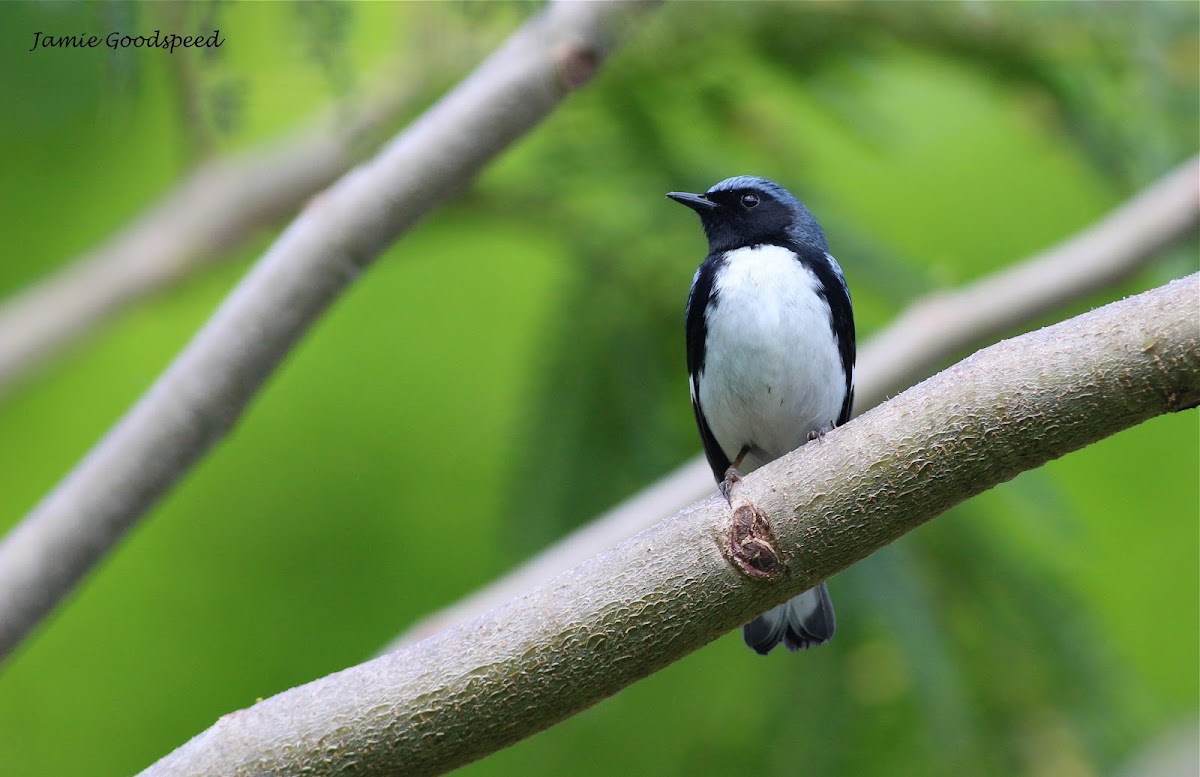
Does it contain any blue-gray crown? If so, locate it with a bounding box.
[707,175,828,251]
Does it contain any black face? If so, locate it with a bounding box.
[668,187,795,254]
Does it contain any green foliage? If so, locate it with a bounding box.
[0,2,1195,776]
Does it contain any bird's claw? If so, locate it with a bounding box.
[719,466,742,506]
[807,421,836,443]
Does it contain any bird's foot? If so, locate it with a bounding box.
[807,421,836,444]
[719,466,742,506]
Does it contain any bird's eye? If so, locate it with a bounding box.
[740,193,760,209]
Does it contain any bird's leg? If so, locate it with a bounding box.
[720,445,752,506]
[807,421,837,444]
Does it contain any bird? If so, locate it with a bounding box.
[668,176,855,655]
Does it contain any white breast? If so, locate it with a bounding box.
[697,244,845,473]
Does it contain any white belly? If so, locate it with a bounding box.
[698,244,845,473]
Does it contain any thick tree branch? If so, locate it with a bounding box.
[391,157,1200,646]
[0,0,657,664]
[141,276,1198,777]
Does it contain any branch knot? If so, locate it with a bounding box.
[555,40,601,90]
[727,503,783,579]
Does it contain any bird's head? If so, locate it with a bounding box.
[667,176,828,255]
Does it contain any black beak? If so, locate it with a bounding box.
[667,191,718,212]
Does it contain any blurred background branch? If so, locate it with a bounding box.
[142,276,1198,777]
[0,21,491,399]
[857,155,1199,408]
[0,0,656,665]
[390,157,1198,648]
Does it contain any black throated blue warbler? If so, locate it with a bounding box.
[668,176,855,655]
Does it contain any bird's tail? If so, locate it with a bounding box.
[742,581,836,655]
